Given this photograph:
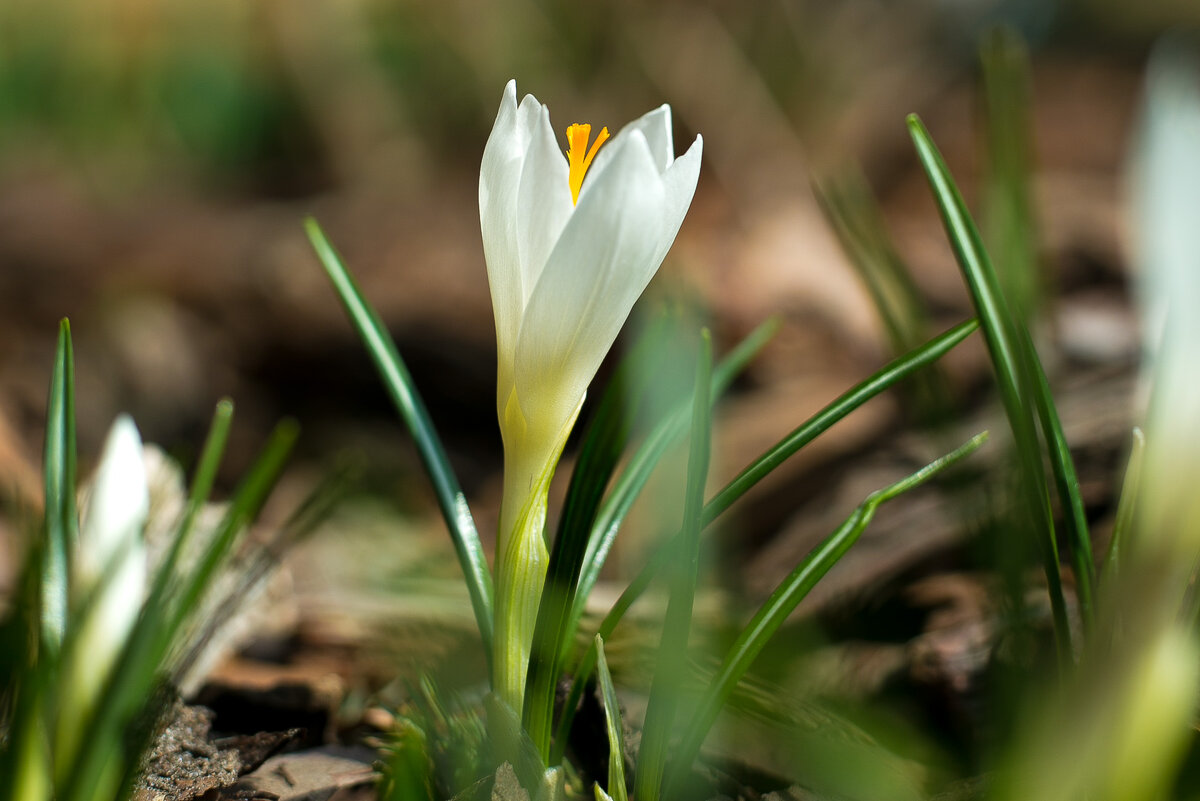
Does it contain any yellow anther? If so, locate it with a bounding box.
[566,123,609,205]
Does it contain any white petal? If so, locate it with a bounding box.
[480,80,534,391]
[513,131,666,444]
[516,104,573,310]
[82,539,145,670]
[63,537,145,741]
[76,415,149,596]
[649,134,703,268]
[584,104,675,195]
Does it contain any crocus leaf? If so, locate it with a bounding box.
[41,318,77,650]
[664,432,989,795]
[594,635,628,801]
[551,318,977,763]
[634,330,713,801]
[305,217,495,663]
[907,114,1072,664]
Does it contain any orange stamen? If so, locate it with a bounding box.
[566,123,609,205]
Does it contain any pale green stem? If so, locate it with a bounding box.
[12,712,50,801]
[493,466,554,712]
[492,392,581,718]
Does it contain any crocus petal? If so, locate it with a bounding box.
[58,415,149,768]
[76,536,145,679]
[650,134,703,267]
[481,82,544,394]
[515,104,573,309]
[586,104,675,185]
[513,130,666,447]
[75,415,149,599]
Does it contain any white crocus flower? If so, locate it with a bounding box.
[480,79,702,710]
[59,415,149,766]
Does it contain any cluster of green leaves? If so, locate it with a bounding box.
[307,198,986,800]
[822,28,1102,669]
[0,322,309,801]
[820,30,1200,801]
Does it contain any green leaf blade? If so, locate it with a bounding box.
[594,635,628,801]
[1023,336,1095,626]
[907,115,1072,663]
[702,317,977,524]
[665,432,989,795]
[634,330,714,801]
[41,318,78,650]
[563,318,779,665]
[305,217,494,661]
[981,26,1040,323]
[1103,428,1145,587]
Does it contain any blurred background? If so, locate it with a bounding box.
[0,0,1196,786]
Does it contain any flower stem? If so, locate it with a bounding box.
[493,471,552,715]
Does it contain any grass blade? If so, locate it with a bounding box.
[551,319,977,764]
[980,27,1040,323]
[817,174,955,425]
[704,318,976,524]
[1102,428,1145,588]
[594,635,628,801]
[563,318,779,664]
[907,115,1072,664]
[980,29,1094,626]
[816,173,929,356]
[589,320,976,639]
[634,330,713,801]
[167,419,299,641]
[1023,333,1095,626]
[0,540,53,801]
[41,318,77,650]
[173,454,358,685]
[664,432,989,795]
[384,719,434,801]
[150,399,234,608]
[305,217,494,660]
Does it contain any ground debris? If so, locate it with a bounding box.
[223,745,377,801]
[134,702,242,801]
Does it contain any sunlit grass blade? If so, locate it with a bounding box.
[485,693,551,794]
[817,174,954,425]
[41,318,78,650]
[701,318,975,525]
[305,217,494,660]
[816,172,928,355]
[563,318,779,665]
[664,432,989,796]
[173,452,358,684]
[1023,332,1095,627]
[634,330,713,801]
[524,313,678,760]
[594,635,628,801]
[165,419,299,642]
[150,399,234,607]
[1102,428,1145,588]
[551,318,978,764]
[980,26,1040,323]
[907,114,1071,664]
[384,719,435,801]
[0,545,53,801]
[980,28,1092,622]
[2,679,51,801]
